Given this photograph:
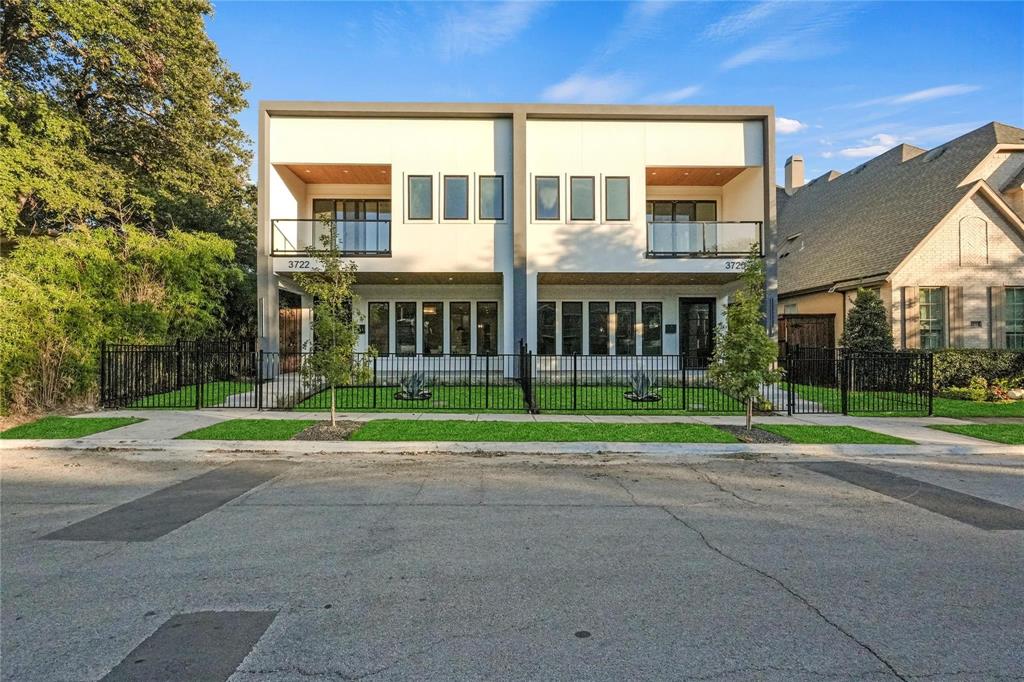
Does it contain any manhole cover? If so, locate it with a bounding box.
[574,630,591,638]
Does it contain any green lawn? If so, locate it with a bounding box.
[929,423,1024,445]
[177,418,317,440]
[0,416,143,439]
[757,424,915,445]
[786,383,931,416]
[129,381,253,408]
[929,398,1024,418]
[349,419,739,443]
[295,385,752,415]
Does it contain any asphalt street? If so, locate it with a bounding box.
[2,448,1023,681]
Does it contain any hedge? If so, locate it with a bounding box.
[932,349,1024,389]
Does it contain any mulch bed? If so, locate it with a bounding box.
[717,425,791,444]
[292,420,363,441]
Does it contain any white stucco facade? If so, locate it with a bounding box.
[257,102,776,361]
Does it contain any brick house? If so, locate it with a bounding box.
[776,122,1024,351]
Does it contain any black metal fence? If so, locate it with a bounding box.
[99,341,933,415]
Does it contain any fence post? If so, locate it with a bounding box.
[194,346,203,410]
[176,338,183,390]
[927,352,934,416]
[256,349,264,410]
[372,355,378,409]
[786,351,795,416]
[485,354,490,410]
[682,355,688,411]
[99,341,107,407]
[840,354,850,415]
[572,354,577,411]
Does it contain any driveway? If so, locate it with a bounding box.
[2,449,1023,681]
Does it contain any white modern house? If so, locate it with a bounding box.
[257,102,777,364]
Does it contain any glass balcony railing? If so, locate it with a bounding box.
[645,221,761,258]
[271,219,391,256]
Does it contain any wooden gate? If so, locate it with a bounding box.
[779,314,835,354]
[279,308,302,373]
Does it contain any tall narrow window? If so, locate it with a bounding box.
[443,175,469,220]
[477,301,498,355]
[537,302,556,355]
[408,175,433,220]
[367,302,389,356]
[589,302,610,355]
[642,302,663,356]
[615,302,637,355]
[1007,288,1024,349]
[562,302,583,355]
[395,302,417,356]
[422,302,443,355]
[450,302,471,355]
[605,177,629,221]
[919,287,946,350]
[570,176,595,221]
[479,176,504,221]
[535,176,559,221]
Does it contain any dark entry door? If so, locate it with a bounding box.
[279,308,302,372]
[679,298,716,367]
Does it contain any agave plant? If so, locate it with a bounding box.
[624,371,662,402]
[395,371,431,400]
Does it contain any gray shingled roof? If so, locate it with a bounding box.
[777,122,1024,296]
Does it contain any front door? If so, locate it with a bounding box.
[679,298,716,367]
[279,308,302,372]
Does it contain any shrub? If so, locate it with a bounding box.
[938,377,988,402]
[841,288,895,352]
[931,349,1024,390]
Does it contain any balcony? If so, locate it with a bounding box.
[645,221,761,258]
[271,218,391,257]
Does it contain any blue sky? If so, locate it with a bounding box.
[207,1,1024,181]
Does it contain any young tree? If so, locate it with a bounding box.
[709,246,782,429]
[293,235,371,427]
[840,288,895,352]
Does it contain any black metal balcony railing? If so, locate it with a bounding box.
[645,221,762,258]
[271,218,391,256]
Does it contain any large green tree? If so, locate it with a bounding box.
[840,288,895,352]
[0,0,252,243]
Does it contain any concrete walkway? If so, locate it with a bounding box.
[4,407,1007,454]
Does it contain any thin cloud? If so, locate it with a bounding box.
[776,117,808,134]
[542,72,636,103]
[834,133,901,158]
[438,1,545,59]
[643,85,702,104]
[595,0,675,62]
[703,0,785,40]
[853,84,982,108]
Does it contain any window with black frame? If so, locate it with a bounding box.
[408,175,433,220]
[449,302,471,355]
[642,302,663,356]
[477,301,498,355]
[562,302,583,355]
[367,302,389,356]
[395,302,417,356]
[479,176,504,221]
[537,302,556,355]
[570,177,595,221]
[615,302,637,355]
[422,302,443,355]
[1007,287,1024,349]
[443,175,469,220]
[589,302,609,355]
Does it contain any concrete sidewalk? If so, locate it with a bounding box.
[61,407,992,449]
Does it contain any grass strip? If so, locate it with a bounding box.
[177,419,317,441]
[349,419,738,443]
[0,416,144,439]
[757,424,914,445]
[929,423,1024,445]
[129,381,253,409]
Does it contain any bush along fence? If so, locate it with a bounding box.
[99,341,934,415]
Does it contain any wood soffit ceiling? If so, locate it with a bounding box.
[284,164,391,184]
[538,272,740,285]
[645,167,746,186]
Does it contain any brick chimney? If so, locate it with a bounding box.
[784,155,804,195]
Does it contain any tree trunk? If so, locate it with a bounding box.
[746,397,753,430]
[330,382,336,427]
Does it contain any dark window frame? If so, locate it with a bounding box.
[421,301,444,356]
[569,176,596,222]
[642,301,663,356]
[407,175,433,221]
[604,176,630,222]
[588,301,610,355]
[1007,287,1024,350]
[534,176,560,221]
[561,301,583,355]
[449,301,472,355]
[443,175,469,221]
[367,301,390,356]
[395,302,417,357]
[615,301,637,356]
[478,175,505,221]
[537,301,557,355]
[476,301,499,355]
[646,199,718,222]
